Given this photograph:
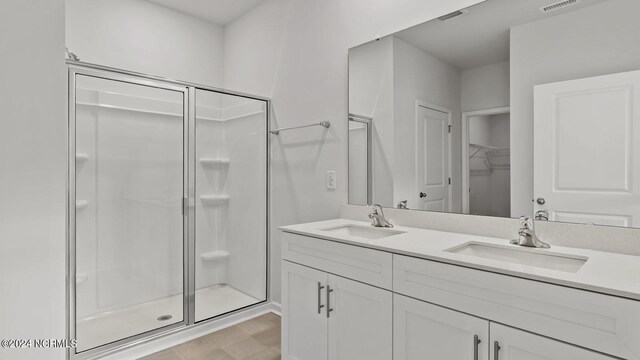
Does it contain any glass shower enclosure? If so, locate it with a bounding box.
[68,63,268,358]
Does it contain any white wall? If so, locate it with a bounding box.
[223,0,484,304]
[510,0,640,217]
[461,61,509,112]
[66,0,225,86]
[393,37,462,211]
[348,37,394,206]
[0,1,67,359]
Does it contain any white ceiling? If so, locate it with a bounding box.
[146,0,267,26]
[394,0,609,70]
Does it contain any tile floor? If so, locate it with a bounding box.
[141,312,281,360]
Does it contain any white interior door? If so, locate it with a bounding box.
[416,104,451,212]
[394,294,489,360]
[534,70,640,227]
[490,323,615,360]
[327,274,392,360]
[281,261,328,360]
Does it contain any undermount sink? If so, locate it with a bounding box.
[446,242,588,273]
[321,224,406,240]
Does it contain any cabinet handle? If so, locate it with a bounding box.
[473,335,481,360]
[317,282,325,314]
[493,341,501,360]
[326,285,334,318]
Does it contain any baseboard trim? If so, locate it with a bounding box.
[269,301,281,315]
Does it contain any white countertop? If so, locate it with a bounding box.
[281,218,640,301]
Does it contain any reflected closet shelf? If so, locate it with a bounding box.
[200,195,230,206]
[199,158,230,166]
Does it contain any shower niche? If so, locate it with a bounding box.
[68,64,268,358]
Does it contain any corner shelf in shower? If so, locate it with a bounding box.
[75,153,89,162]
[199,158,230,167]
[76,272,88,285]
[76,200,89,209]
[200,195,230,206]
[200,250,230,262]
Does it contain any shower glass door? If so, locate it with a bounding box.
[71,73,187,352]
[193,89,267,322]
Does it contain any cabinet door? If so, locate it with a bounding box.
[327,274,392,360]
[490,323,616,360]
[394,294,489,360]
[282,261,328,360]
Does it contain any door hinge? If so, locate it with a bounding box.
[448,125,451,133]
[448,177,451,185]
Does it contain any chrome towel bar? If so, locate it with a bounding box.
[270,121,330,135]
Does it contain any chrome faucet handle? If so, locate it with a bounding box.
[369,204,393,228]
[511,216,550,248]
[397,200,408,209]
[519,216,534,231]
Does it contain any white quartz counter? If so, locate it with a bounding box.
[281,218,640,301]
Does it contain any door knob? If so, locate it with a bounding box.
[536,197,545,205]
[419,192,427,198]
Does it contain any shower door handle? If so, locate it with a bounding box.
[493,341,501,360]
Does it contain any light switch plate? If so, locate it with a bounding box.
[326,170,336,190]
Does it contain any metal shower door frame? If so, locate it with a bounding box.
[66,62,271,360]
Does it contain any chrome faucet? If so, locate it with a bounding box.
[369,204,393,228]
[510,216,550,248]
[397,200,408,210]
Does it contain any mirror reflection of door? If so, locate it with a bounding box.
[463,108,511,217]
[348,114,373,205]
[416,104,451,212]
[534,70,640,227]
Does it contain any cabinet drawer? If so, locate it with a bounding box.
[281,231,392,290]
[393,254,640,360]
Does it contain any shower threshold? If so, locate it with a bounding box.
[75,284,259,353]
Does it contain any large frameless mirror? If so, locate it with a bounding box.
[348,0,640,228]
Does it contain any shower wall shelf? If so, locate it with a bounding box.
[76,272,88,285]
[200,250,230,262]
[200,195,230,206]
[199,158,230,166]
[76,153,89,162]
[76,200,89,209]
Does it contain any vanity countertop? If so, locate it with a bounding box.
[280,218,640,301]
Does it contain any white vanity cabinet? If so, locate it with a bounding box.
[281,230,639,360]
[490,323,614,360]
[394,294,489,360]
[281,240,393,360]
[394,294,615,360]
[281,261,328,360]
[282,261,392,360]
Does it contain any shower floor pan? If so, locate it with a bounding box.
[76,284,260,352]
